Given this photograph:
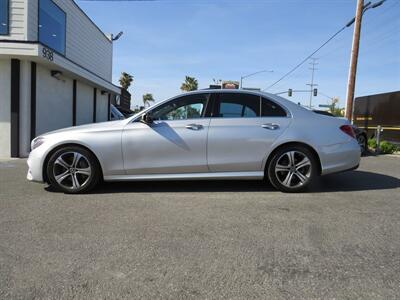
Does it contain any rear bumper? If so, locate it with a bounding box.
[319,139,361,175]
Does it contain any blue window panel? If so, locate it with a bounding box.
[0,0,9,35]
[39,0,66,54]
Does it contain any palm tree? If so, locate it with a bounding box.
[143,93,155,107]
[180,76,198,92]
[119,72,134,90]
[329,97,344,117]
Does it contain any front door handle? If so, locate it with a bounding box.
[262,123,280,130]
[186,124,203,130]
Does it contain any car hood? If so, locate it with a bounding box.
[40,120,125,137]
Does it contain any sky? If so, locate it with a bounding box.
[76,0,400,109]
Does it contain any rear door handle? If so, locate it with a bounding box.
[186,124,203,130]
[262,123,280,130]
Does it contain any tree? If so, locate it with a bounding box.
[329,97,345,117]
[119,72,133,90]
[143,93,155,107]
[180,76,198,92]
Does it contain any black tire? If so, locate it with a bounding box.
[357,133,368,156]
[47,146,100,194]
[267,145,318,193]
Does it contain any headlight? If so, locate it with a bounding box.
[31,137,45,151]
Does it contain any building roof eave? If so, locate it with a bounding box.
[0,40,121,94]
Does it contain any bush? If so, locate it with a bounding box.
[380,141,397,154]
[367,139,398,154]
[368,138,377,149]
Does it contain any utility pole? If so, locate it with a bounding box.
[306,57,318,108]
[345,0,364,121]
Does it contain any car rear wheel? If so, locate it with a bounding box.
[267,145,318,193]
[47,146,100,194]
[357,133,367,155]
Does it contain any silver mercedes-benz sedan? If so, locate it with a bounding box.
[27,90,360,193]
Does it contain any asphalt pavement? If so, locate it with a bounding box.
[0,155,399,299]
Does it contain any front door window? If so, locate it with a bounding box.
[151,94,209,121]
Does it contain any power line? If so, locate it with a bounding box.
[263,0,391,91]
[311,0,398,60]
[362,25,400,46]
[318,9,399,60]
[263,24,349,91]
[359,0,399,28]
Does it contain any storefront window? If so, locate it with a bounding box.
[39,0,66,54]
[0,0,9,35]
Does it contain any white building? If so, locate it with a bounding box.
[0,0,121,158]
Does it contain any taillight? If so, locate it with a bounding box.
[340,125,356,139]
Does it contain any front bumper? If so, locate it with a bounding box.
[27,148,46,183]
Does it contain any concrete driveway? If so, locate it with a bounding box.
[0,156,399,299]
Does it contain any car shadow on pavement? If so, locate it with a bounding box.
[312,170,400,193]
[89,179,276,194]
[65,170,400,194]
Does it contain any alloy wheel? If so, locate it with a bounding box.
[52,152,92,190]
[275,150,312,188]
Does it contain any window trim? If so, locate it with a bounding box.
[130,92,292,124]
[0,0,9,36]
[38,0,67,55]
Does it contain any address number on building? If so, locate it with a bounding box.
[42,47,54,61]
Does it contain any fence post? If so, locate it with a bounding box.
[376,125,382,154]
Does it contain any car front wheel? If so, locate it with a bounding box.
[267,145,318,193]
[47,146,100,194]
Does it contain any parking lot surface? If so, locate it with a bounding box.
[0,155,399,299]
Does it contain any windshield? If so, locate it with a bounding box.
[111,105,125,120]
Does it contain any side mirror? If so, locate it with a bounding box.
[141,113,153,124]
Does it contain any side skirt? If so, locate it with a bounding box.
[104,171,264,182]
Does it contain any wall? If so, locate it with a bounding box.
[76,81,93,125]
[26,0,38,41]
[19,60,31,156]
[0,59,113,158]
[0,0,27,40]
[2,0,113,82]
[36,64,73,135]
[53,0,113,81]
[96,90,109,122]
[1,0,38,41]
[0,59,11,157]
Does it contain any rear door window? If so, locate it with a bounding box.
[214,93,260,118]
[261,97,287,117]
